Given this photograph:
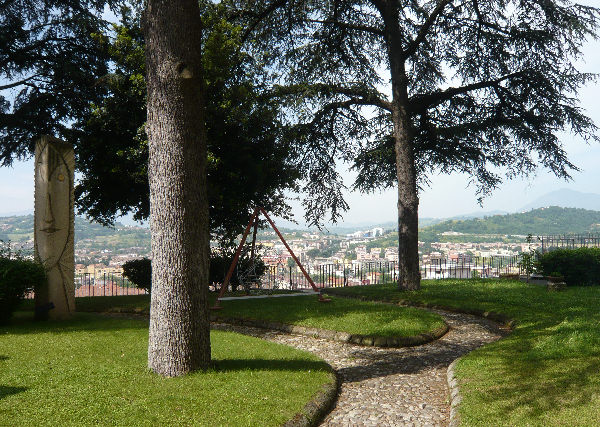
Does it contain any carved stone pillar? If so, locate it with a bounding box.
[34,135,75,319]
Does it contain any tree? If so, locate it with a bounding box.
[1,4,300,245]
[0,0,116,163]
[69,7,300,244]
[144,0,210,376]
[236,0,600,290]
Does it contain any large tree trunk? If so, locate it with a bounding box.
[378,0,421,290]
[144,0,211,376]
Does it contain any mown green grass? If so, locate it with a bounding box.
[326,280,600,426]
[26,293,446,338]
[217,295,445,337]
[0,313,332,426]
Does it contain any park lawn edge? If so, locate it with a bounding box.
[211,314,450,348]
[1,312,338,427]
[324,288,516,328]
[55,294,449,347]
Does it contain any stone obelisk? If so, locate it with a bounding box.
[34,135,75,320]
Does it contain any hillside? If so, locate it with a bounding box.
[0,215,151,252]
[421,206,600,236]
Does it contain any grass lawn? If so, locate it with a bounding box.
[32,293,447,339]
[326,279,600,426]
[0,313,333,426]
[216,295,445,338]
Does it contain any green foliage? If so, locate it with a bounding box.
[305,248,321,259]
[0,0,121,164]
[306,246,336,259]
[518,233,537,279]
[240,1,599,222]
[537,248,600,286]
[72,7,300,242]
[121,258,151,293]
[209,246,267,292]
[0,251,45,324]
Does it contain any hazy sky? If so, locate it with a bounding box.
[1,2,599,226]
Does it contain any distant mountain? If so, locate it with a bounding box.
[421,206,600,236]
[520,188,600,212]
[0,208,33,216]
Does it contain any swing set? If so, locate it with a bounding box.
[210,207,331,309]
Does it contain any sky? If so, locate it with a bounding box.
[1,2,600,227]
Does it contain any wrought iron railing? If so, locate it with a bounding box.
[539,234,600,254]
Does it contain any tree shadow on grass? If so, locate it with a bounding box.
[220,295,442,337]
[0,355,8,362]
[212,358,331,373]
[2,312,148,336]
[0,386,27,400]
[459,318,600,421]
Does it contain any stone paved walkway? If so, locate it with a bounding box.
[214,308,507,426]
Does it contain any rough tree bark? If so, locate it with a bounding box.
[144,0,211,376]
[378,0,421,290]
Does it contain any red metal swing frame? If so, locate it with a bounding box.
[210,207,330,309]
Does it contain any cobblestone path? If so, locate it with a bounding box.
[214,309,506,426]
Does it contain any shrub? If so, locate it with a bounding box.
[536,248,600,286]
[122,258,152,293]
[0,257,46,324]
[209,249,266,292]
[123,250,267,294]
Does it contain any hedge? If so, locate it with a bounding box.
[0,257,46,324]
[536,247,600,286]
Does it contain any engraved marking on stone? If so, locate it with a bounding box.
[34,136,75,318]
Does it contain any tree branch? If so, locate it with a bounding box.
[409,71,527,113]
[403,0,453,59]
[0,75,41,91]
[307,19,384,37]
[271,83,392,112]
[241,0,288,43]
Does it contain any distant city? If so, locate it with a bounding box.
[6,204,600,285]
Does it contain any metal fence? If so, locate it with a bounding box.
[539,234,600,254]
[74,272,148,297]
[25,272,148,299]
[257,256,525,291]
[420,256,523,279]
[261,261,399,290]
[23,255,528,299]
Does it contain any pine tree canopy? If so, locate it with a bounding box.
[0,0,118,164]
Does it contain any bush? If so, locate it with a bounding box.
[536,248,600,286]
[209,249,266,292]
[123,250,267,294]
[122,258,152,293]
[0,257,46,324]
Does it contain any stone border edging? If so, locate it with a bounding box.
[210,315,449,348]
[446,359,462,427]
[283,370,339,427]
